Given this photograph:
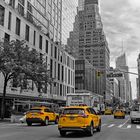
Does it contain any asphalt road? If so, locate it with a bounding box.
[0,115,140,140]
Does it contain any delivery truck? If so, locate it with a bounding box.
[66,93,94,106]
[66,93,105,114]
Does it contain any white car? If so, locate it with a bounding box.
[19,115,26,123]
[130,104,140,123]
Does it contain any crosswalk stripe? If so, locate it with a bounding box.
[136,125,140,129]
[108,124,115,128]
[118,124,124,128]
[126,125,131,129]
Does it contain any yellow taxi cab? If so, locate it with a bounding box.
[58,106,101,137]
[114,109,125,119]
[104,108,112,115]
[26,106,59,126]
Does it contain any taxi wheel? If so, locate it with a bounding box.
[27,122,32,126]
[114,116,116,119]
[131,120,134,124]
[87,123,94,136]
[55,117,59,124]
[59,130,66,137]
[44,118,49,126]
[97,121,101,132]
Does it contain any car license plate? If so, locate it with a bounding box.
[31,114,36,116]
[69,116,75,120]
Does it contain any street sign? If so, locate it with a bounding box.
[107,73,123,78]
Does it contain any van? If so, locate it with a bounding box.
[130,104,140,123]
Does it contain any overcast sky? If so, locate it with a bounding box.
[63,0,140,99]
[100,0,140,99]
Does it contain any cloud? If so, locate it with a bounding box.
[100,0,140,99]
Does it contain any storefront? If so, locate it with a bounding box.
[0,94,66,118]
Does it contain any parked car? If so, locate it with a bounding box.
[130,104,140,123]
[26,106,59,126]
[114,109,125,119]
[58,106,101,137]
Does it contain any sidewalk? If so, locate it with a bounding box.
[0,118,11,123]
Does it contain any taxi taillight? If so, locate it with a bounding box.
[78,114,88,118]
[60,114,66,117]
[39,112,44,115]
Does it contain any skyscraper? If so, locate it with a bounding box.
[116,53,131,102]
[62,0,78,44]
[0,0,75,116]
[137,54,140,99]
[69,0,110,98]
[67,10,79,58]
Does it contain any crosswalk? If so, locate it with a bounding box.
[102,123,140,130]
[0,122,140,130]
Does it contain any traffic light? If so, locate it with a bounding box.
[97,71,101,77]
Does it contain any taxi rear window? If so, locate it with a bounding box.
[115,110,123,112]
[63,108,85,115]
[29,109,42,113]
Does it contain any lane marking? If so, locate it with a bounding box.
[108,124,115,128]
[0,123,26,128]
[118,124,124,128]
[136,125,140,129]
[101,124,107,127]
[126,125,131,129]
[118,118,130,128]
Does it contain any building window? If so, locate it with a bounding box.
[33,31,36,46]
[18,3,24,16]
[54,46,57,59]
[51,44,53,57]
[40,53,43,61]
[27,1,32,13]
[46,40,48,53]
[9,0,15,8]
[25,25,30,41]
[58,63,60,80]
[54,61,57,79]
[18,0,25,6]
[50,59,53,78]
[65,68,67,84]
[39,35,42,50]
[0,5,5,26]
[4,33,10,41]
[60,84,62,96]
[62,66,64,82]
[15,18,21,36]
[46,56,48,65]
[8,12,12,30]
[68,69,70,84]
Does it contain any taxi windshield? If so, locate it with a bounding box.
[63,108,85,115]
[132,105,140,111]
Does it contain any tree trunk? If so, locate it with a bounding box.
[1,78,7,120]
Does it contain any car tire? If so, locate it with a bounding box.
[87,123,94,136]
[131,119,134,124]
[96,120,101,132]
[55,117,59,124]
[27,122,32,126]
[114,116,116,119]
[59,130,66,137]
[44,117,49,126]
